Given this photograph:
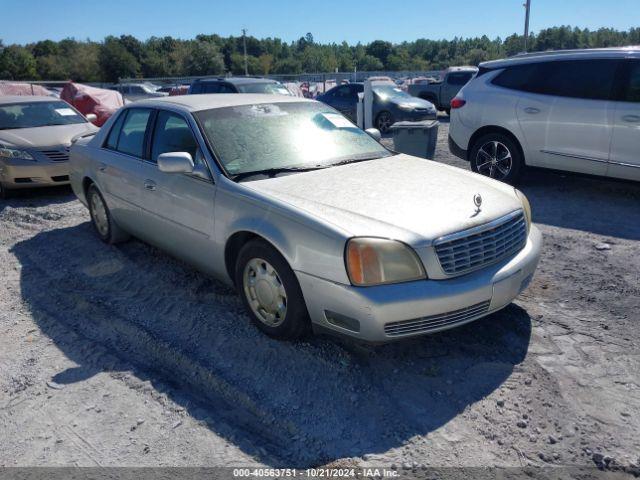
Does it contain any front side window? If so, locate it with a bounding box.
[151,111,200,164]
[0,101,86,130]
[195,101,391,176]
[623,61,640,102]
[115,109,152,158]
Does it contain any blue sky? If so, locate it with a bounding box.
[2,0,638,45]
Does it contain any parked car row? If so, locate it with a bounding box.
[449,47,640,182]
[3,47,638,345]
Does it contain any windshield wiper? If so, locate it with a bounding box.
[321,153,392,168]
[232,165,326,182]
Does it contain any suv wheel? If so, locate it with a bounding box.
[470,133,523,184]
[235,239,310,340]
[87,184,129,244]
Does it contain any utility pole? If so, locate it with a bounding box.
[242,28,249,76]
[523,0,531,52]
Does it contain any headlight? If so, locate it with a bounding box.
[397,103,415,111]
[515,189,532,232]
[0,145,34,161]
[345,237,426,286]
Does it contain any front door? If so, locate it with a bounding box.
[608,60,640,181]
[136,110,216,270]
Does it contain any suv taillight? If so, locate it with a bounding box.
[450,97,466,109]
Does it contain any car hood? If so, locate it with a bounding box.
[243,154,523,244]
[392,96,434,109]
[0,123,97,148]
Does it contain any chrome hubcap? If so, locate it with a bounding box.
[476,141,512,179]
[243,258,287,327]
[90,192,109,236]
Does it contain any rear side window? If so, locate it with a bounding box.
[116,109,152,158]
[447,72,474,85]
[104,111,126,150]
[202,83,222,94]
[493,60,619,101]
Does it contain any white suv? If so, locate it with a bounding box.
[449,47,640,183]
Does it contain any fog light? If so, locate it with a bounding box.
[325,311,360,333]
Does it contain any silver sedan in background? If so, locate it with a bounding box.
[69,94,541,343]
[0,96,98,198]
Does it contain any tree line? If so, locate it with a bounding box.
[1,26,639,83]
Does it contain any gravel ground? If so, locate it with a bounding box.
[1,118,639,473]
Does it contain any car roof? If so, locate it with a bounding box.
[130,93,314,112]
[481,46,640,69]
[193,77,279,85]
[0,95,58,105]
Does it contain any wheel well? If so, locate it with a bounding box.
[467,126,525,163]
[224,231,263,286]
[82,177,94,197]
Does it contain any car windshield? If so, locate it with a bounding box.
[195,101,391,176]
[0,101,86,130]
[373,85,411,100]
[236,82,292,95]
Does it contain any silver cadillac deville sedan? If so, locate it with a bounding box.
[69,94,542,342]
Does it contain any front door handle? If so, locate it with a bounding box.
[143,180,156,191]
[622,114,640,123]
[98,163,107,172]
[523,107,541,114]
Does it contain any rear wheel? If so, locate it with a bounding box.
[375,111,393,133]
[470,133,523,184]
[87,184,129,244]
[235,239,310,340]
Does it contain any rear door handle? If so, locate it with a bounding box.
[143,180,156,191]
[622,114,640,123]
[98,163,108,172]
[523,107,541,114]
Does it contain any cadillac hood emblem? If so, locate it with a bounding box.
[473,194,483,212]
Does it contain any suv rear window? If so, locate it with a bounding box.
[492,59,619,101]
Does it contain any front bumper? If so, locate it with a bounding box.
[0,159,70,189]
[297,225,542,343]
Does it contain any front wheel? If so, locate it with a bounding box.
[470,133,523,184]
[0,184,10,200]
[235,239,310,340]
[375,111,393,133]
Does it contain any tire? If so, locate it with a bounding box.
[470,132,523,184]
[375,111,393,133]
[235,239,310,340]
[86,184,129,244]
[0,184,10,200]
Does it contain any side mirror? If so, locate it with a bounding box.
[365,128,382,142]
[158,152,194,174]
[85,113,98,123]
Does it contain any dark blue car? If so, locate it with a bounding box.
[317,83,437,132]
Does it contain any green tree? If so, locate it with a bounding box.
[0,45,37,80]
[183,41,225,76]
[99,36,140,82]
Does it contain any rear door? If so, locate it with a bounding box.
[608,59,640,181]
[505,59,619,175]
[136,109,216,269]
[97,108,153,233]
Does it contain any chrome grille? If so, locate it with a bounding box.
[40,148,69,162]
[384,300,491,336]
[435,211,527,276]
